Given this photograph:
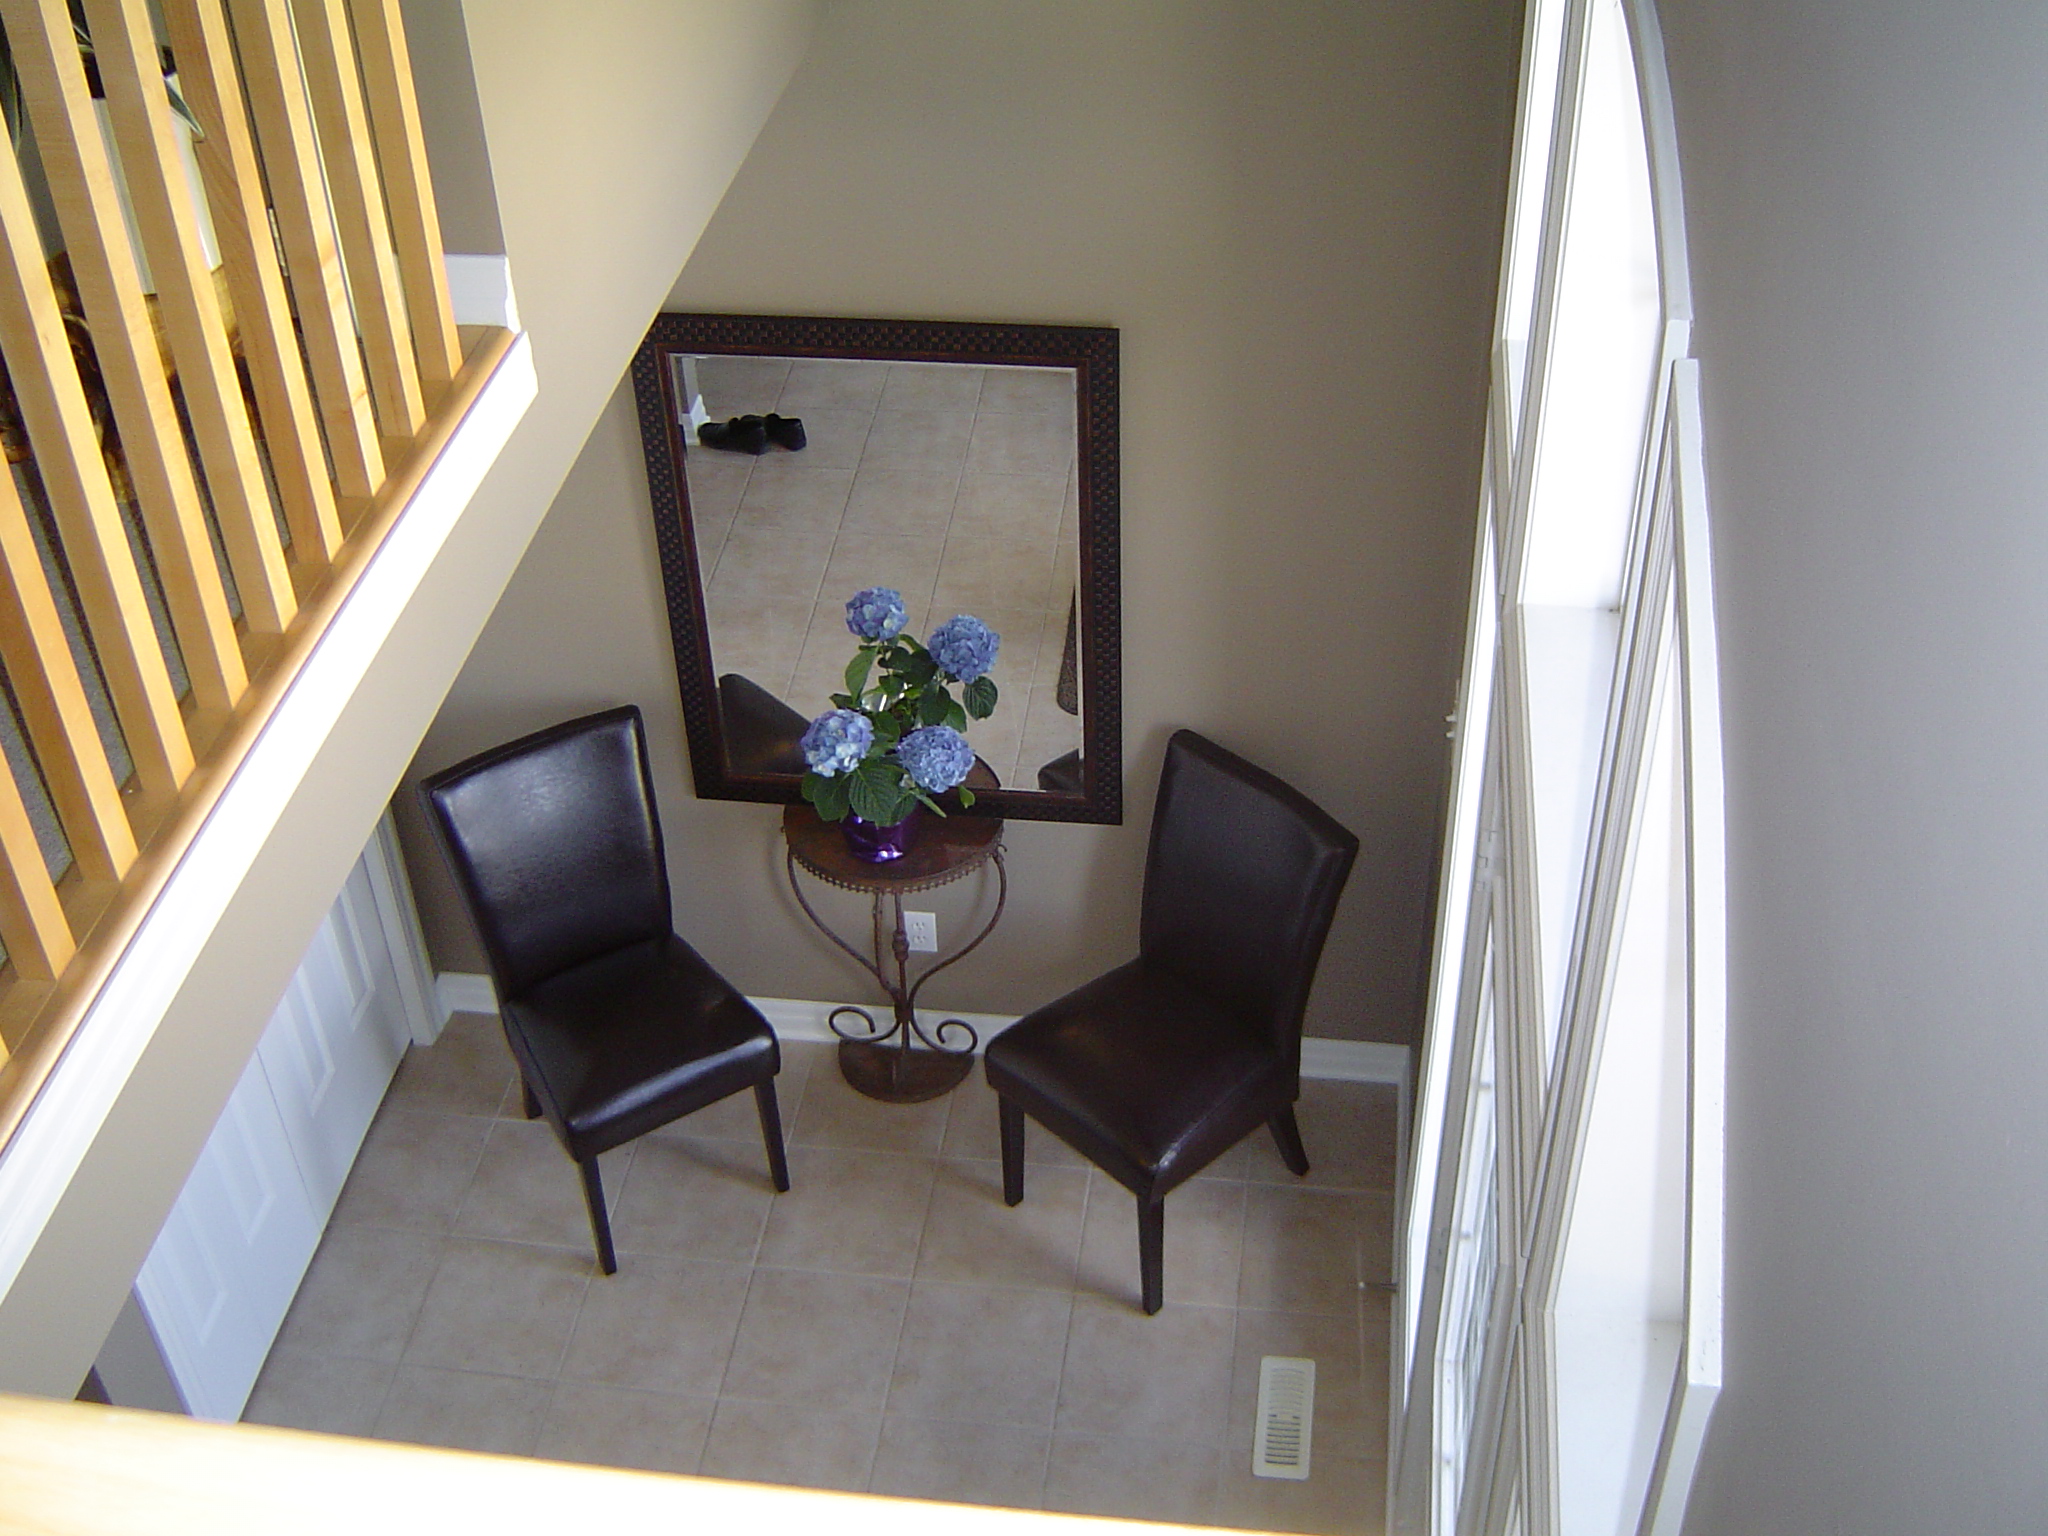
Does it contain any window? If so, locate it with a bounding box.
[1390,2,1724,1532]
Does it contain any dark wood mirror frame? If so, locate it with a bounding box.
[632,312,1123,825]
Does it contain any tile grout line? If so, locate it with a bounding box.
[369,1075,505,1437]
[288,1025,1396,1523]
[707,1045,818,1473]
[858,1067,964,1495]
[787,382,871,691]
[1223,1177,1252,1493]
[1038,1157,1098,1513]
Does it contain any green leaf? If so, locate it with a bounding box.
[843,649,875,700]
[956,786,976,809]
[918,686,951,726]
[810,772,851,822]
[964,676,998,720]
[829,692,855,710]
[870,712,902,749]
[943,698,968,732]
[848,759,910,824]
[912,789,947,818]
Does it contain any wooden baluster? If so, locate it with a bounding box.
[347,0,460,403]
[226,0,384,504]
[160,0,345,563]
[0,755,74,983]
[1,0,246,722]
[0,87,193,805]
[0,469,139,885]
[85,0,297,640]
[289,0,423,442]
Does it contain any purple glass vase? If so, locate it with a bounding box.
[841,808,920,863]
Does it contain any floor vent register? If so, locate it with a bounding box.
[1252,1355,1316,1480]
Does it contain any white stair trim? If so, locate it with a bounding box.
[443,254,519,330]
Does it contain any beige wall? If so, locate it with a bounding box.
[412,0,1520,1046]
[0,0,818,1399]
[1654,1,2048,1529]
[401,0,502,255]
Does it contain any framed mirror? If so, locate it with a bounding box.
[632,313,1122,824]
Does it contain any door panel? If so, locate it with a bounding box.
[133,818,423,1421]
[134,1052,321,1421]
[256,856,409,1217]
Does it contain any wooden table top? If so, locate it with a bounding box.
[782,762,1002,895]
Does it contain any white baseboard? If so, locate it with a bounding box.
[1300,1037,1411,1086]
[435,970,499,1021]
[443,254,519,330]
[432,972,1411,1085]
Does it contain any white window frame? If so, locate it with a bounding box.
[1391,1,1723,1532]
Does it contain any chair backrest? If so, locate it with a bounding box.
[1140,730,1359,1067]
[423,706,672,998]
[719,672,810,776]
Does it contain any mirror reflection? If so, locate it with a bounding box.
[677,354,1084,793]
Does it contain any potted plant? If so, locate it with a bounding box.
[800,587,1000,862]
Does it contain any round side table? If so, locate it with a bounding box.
[782,776,1006,1104]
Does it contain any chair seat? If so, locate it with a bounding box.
[505,933,778,1160]
[985,959,1293,1198]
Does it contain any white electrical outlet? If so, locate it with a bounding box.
[904,910,939,952]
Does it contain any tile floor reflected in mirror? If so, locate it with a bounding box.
[684,355,1085,791]
[246,1016,1396,1534]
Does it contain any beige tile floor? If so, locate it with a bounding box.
[246,1016,1396,1534]
[683,354,1085,790]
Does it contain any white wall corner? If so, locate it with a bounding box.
[365,812,443,1046]
[444,253,519,330]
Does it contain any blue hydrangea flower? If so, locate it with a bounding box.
[927,614,1000,682]
[800,708,874,776]
[896,725,976,794]
[844,586,908,641]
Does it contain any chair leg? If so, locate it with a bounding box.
[999,1096,1026,1206]
[755,1080,792,1193]
[1137,1197,1164,1315]
[521,1078,542,1119]
[579,1157,618,1276]
[1268,1106,1311,1177]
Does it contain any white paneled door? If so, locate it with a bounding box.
[132,1049,324,1423]
[255,852,411,1215]
[133,814,428,1421]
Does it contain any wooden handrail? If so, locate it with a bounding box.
[0,1394,1167,1536]
[0,0,476,1105]
[0,325,511,1141]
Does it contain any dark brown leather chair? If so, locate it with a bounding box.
[422,705,789,1275]
[984,730,1357,1313]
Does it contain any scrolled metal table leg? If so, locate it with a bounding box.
[785,844,1002,1104]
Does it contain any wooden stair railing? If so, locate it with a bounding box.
[0,0,507,1138]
